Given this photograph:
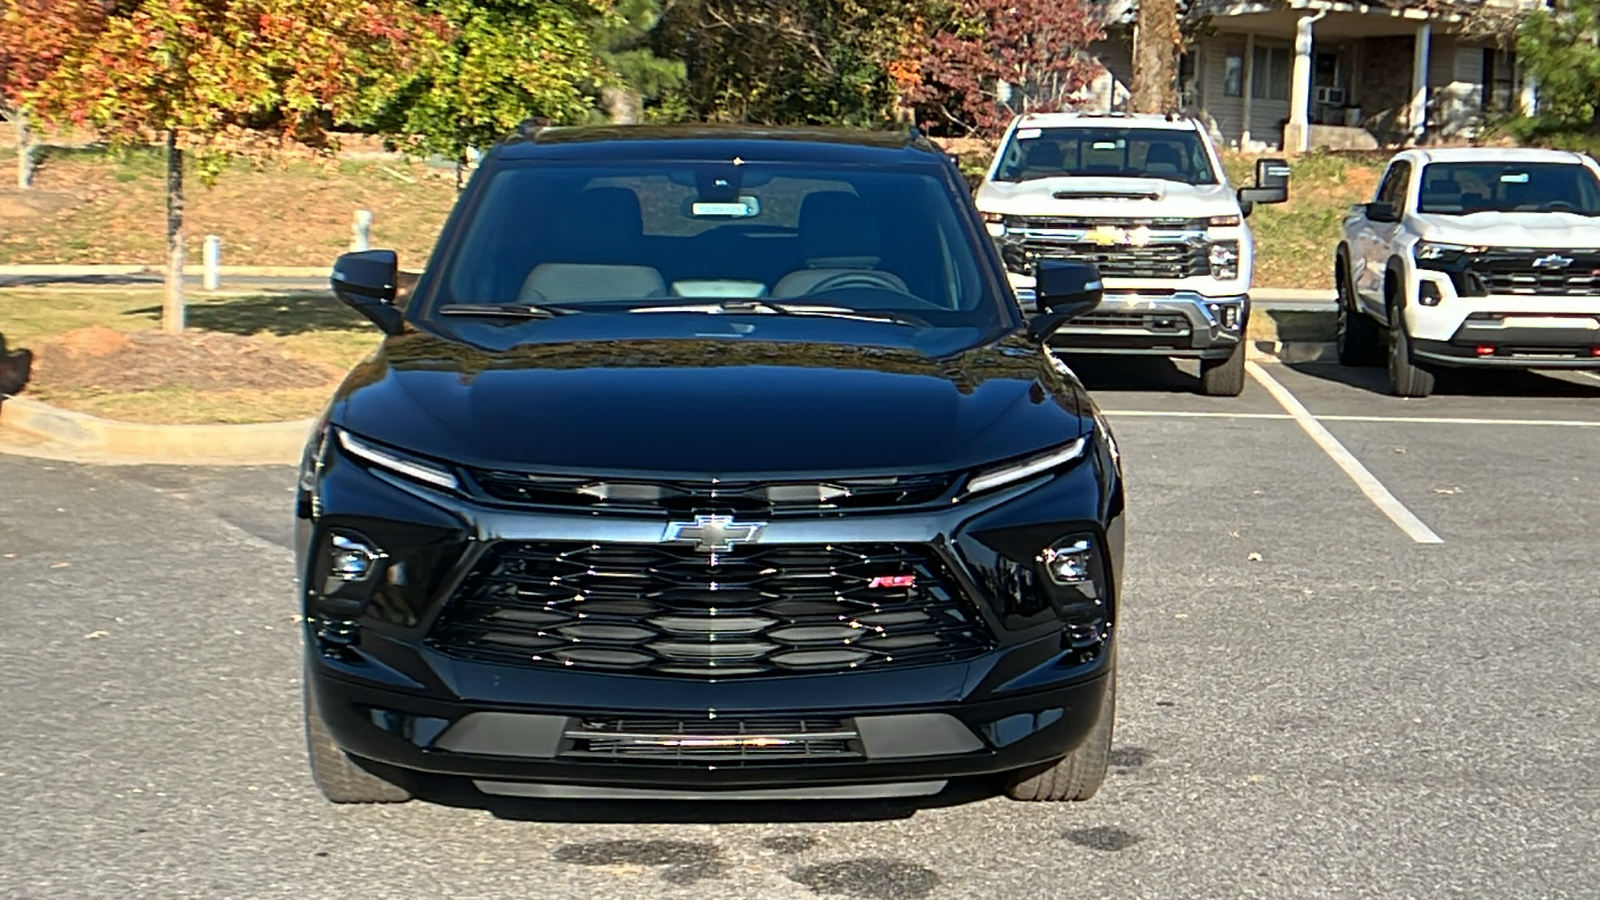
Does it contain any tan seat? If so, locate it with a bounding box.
[771,192,903,298]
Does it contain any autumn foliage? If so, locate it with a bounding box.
[905,0,1106,136]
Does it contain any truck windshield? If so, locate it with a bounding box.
[424,160,1005,329]
[1417,161,1600,215]
[993,127,1218,185]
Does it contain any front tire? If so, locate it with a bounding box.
[1005,660,1115,802]
[1336,260,1383,367]
[1387,309,1436,398]
[1198,342,1247,396]
[304,675,413,804]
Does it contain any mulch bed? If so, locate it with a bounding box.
[28,326,340,396]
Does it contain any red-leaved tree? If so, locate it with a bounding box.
[905,0,1106,137]
[23,0,443,333]
[0,0,108,189]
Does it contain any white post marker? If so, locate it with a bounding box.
[1247,361,1444,544]
[352,209,373,252]
[203,235,221,292]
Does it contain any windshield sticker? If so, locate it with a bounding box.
[1016,127,1043,140]
[691,196,762,218]
[1500,172,1530,183]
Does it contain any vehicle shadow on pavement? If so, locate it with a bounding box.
[124,292,364,337]
[1056,356,1202,394]
[413,777,1004,824]
[1285,361,1600,398]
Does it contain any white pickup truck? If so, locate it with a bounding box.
[975,111,1289,395]
[1336,147,1600,397]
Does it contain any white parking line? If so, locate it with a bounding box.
[1101,410,1600,428]
[1244,361,1445,545]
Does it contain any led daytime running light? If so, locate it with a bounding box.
[965,437,1087,496]
[337,429,460,490]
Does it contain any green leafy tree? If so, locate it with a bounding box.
[25,0,439,333]
[650,0,919,126]
[375,0,606,170]
[592,0,684,123]
[1517,0,1600,135]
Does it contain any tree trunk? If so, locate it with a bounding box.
[164,129,186,335]
[1130,0,1180,114]
[601,86,643,124]
[14,110,35,190]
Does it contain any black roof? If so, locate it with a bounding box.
[492,123,946,164]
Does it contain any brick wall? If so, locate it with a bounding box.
[1358,36,1417,144]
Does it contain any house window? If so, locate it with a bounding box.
[1251,47,1291,101]
[1482,48,1517,112]
[1224,51,1244,97]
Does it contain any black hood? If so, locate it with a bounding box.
[330,321,1091,478]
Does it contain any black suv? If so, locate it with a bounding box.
[297,124,1125,805]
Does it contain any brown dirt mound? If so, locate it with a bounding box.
[31,327,341,394]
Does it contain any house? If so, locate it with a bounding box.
[1082,0,1540,151]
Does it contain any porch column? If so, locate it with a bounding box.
[1287,11,1326,153]
[1409,23,1430,143]
[1520,73,1538,117]
[1241,33,1256,148]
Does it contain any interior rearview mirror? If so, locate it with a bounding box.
[1026,260,1103,343]
[332,250,406,336]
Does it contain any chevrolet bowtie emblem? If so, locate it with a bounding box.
[1532,253,1573,269]
[1085,225,1126,247]
[665,514,765,553]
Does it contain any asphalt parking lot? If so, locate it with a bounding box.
[2,357,1598,899]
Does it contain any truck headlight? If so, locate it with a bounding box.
[1414,241,1485,262]
[1209,241,1240,280]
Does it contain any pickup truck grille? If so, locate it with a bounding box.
[1005,218,1209,280]
[1429,249,1600,297]
[427,541,994,678]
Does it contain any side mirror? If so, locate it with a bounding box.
[332,250,406,336]
[1026,260,1103,342]
[1238,157,1291,210]
[1364,201,1399,223]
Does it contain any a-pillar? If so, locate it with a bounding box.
[1409,23,1431,143]
[1286,11,1325,153]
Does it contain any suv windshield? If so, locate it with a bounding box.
[1417,161,1600,215]
[424,160,1002,329]
[993,126,1218,185]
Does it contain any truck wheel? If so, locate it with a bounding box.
[1005,660,1115,802]
[1386,315,1435,398]
[1198,343,1246,396]
[1336,266,1383,367]
[304,675,413,804]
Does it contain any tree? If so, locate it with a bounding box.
[650,0,916,127]
[0,0,107,189]
[373,0,606,174]
[907,0,1105,136]
[593,0,684,123]
[1130,0,1180,114]
[25,0,440,333]
[1517,0,1600,134]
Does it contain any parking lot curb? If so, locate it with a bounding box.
[0,396,313,466]
[1249,340,1337,363]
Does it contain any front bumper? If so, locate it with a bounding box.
[297,424,1125,798]
[1017,283,1250,360]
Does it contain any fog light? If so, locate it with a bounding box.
[323,533,383,595]
[1039,538,1096,594]
[1419,282,1443,306]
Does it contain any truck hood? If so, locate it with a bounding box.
[1413,211,1600,249]
[976,176,1239,219]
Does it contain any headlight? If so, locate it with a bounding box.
[1414,241,1485,261]
[1208,241,1240,280]
[336,428,460,491]
[963,437,1087,497]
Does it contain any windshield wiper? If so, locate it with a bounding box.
[435,303,570,319]
[629,300,927,326]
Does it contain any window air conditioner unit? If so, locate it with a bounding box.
[1315,86,1345,106]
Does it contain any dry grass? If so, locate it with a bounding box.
[0,145,458,270]
[0,288,378,424]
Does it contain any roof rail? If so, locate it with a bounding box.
[517,117,552,140]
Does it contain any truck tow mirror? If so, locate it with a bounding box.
[1238,158,1291,214]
